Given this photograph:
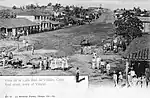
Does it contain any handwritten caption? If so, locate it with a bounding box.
[5,77,64,87]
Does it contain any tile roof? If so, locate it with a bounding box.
[0,18,39,28]
[123,35,150,61]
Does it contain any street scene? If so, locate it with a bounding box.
[0,0,150,88]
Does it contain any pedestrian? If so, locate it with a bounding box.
[31,45,35,55]
[43,57,47,70]
[106,62,111,75]
[39,58,43,70]
[25,41,29,51]
[1,50,6,58]
[76,67,80,83]
[2,57,6,68]
[118,72,123,83]
[100,59,106,74]
[145,68,150,88]
[96,56,101,69]
[92,57,96,69]
[132,75,138,87]
[113,71,118,87]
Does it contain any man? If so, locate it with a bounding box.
[43,57,48,70]
[113,71,118,87]
[106,62,111,75]
[145,68,150,88]
[1,50,6,58]
[76,67,80,83]
[96,56,101,69]
[92,57,96,69]
[25,41,29,51]
[31,45,35,55]
[39,58,43,70]
[100,59,106,74]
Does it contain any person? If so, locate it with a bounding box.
[93,52,97,58]
[23,39,26,47]
[96,56,101,69]
[132,75,138,87]
[113,71,118,87]
[92,57,96,69]
[100,59,106,74]
[64,56,69,70]
[1,50,6,58]
[43,57,48,70]
[25,41,29,51]
[76,67,80,83]
[145,68,150,88]
[31,45,35,55]
[39,58,44,70]
[2,57,6,68]
[46,57,49,70]
[118,72,123,83]
[8,52,13,60]
[106,62,111,75]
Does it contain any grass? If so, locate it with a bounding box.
[23,22,114,56]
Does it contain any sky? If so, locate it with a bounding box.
[0,0,150,10]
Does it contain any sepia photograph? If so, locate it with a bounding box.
[0,0,150,90]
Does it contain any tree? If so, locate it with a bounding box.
[12,5,17,9]
[47,3,52,6]
[114,11,143,44]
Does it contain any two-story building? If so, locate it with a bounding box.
[16,11,62,32]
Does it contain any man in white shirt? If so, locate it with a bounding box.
[96,56,101,69]
[100,59,106,73]
[106,62,111,75]
[92,57,96,69]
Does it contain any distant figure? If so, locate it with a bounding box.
[118,72,123,83]
[8,52,13,60]
[31,45,35,55]
[145,68,150,88]
[100,59,106,74]
[1,50,6,58]
[25,41,29,51]
[96,56,101,69]
[43,58,48,70]
[39,58,44,70]
[92,57,96,69]
[106,62,111,75]
[23,39,26,47]
[113,71,118,87]
[76,67,80,83]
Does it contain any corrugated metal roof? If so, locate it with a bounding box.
[0,18,39,28]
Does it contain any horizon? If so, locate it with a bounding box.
[0,0,150,10]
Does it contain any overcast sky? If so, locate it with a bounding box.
[0,0,150,10]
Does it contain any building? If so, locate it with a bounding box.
[0,18,40,37]
[16,10,60,31]
[137,16,150,33]
[123,34,150,77]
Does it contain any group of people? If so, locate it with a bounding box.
[0,50,24,68]
[91,52,111,75]
[112,66,150,88]
[27,56,70,71]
